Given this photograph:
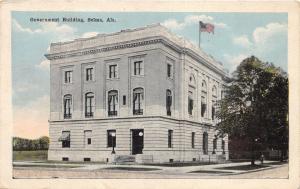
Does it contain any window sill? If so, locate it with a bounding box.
[131,75,145,78]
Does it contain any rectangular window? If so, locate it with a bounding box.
[192,132,195,148]
[61,131,70,148]
[123,95,126,105]
[84,130,92,147]
[166,90,172,116]
[64,71,72,83]
[107,130,116,147]
[62,140,70,148]
[134,61,143,75]
[109,65,117,78]
[62,157,69,161]
[86,68,93,81]
[84,158,91,162]
[168,130,173,148]
[167,64,172,78]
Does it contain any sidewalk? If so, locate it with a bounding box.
[13,160,286,176]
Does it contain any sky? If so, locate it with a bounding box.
[12,11,287,139]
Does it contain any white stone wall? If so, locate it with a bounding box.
[48,117,228,162]
[47,24,229,163]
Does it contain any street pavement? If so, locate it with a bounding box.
[13,160,288,179]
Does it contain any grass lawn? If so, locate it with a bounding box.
[13,150,48,161]
[189,170,233,174]
[216,164,269,171]
[103,167,161,171]
[144,162,217,167]
[13,164,81,168]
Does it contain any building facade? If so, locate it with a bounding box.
[45,24,229,163]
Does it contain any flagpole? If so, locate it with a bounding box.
[199,21,201,48]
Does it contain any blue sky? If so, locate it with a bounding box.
[11,12,287,138]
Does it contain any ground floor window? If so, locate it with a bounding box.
[213,136,217,154]
[203,132,208,154]
[168,130,173,148]
[107,130,116,148]
[59,131,70,148]
[191,132,195,148]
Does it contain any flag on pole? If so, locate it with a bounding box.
[199,21,215,34]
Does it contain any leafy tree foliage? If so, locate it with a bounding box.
[13,136,49,151]
[216,56,288,164]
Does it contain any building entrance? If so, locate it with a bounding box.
[131,129,144,155]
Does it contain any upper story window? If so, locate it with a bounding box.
[201,80,207,118]
[188,91,194,116]
[166,90,172,116]
[203,132,208,155]
[85,92,95,118]
[63,94,72,119]
[64,71,72,84]
[86,68,93,81]
[109,65,117,79]
[133,88,144,115]
[212,86,217,120]
[134,61,143,76]
[167,64,173,78]
[108,90,118,117]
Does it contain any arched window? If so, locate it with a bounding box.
[166,90,172,116]
[63,94,72,119]
[188,74,196,116]
[108,90,118,116]
[203,132,208,155]
[201,80,207,118]
[212,86,217,120]
[85,92,95,118]
[133,88,144,115]
[188,91,194,116]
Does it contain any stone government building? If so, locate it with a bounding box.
[45,24,229,163]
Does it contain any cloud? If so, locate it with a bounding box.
[233,35,252,48]
[35,59,50,71]
[162,14,227,31]
[223,53,249,72]
[13,19,77,41]
[228,22,287,72]
[12,19,42,34]
[14,82,40,93]
[81,31,98,38]
[253,22,287,44]
[13,95,49,139]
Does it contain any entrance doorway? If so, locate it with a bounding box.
[131,129,144,155]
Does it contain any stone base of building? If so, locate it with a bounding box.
[48,116,229,163]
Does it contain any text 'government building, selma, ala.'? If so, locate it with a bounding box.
[45,24,229,163]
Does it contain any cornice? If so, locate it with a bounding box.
[45,36,228,77]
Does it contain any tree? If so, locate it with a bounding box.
[216,56,288,165]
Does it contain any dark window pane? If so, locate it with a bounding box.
[123,95,126,105]
[107,130,116,147]
[168,130,173,148]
